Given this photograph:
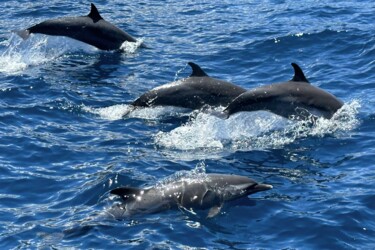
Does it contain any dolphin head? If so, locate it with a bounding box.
[207,174,272,201]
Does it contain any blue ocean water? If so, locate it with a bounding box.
[0,0,374,249]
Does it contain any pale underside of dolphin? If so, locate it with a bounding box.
[129,62,247,111]
[223,63,343,119]
[109,173,272,218]
[15,3,144,50]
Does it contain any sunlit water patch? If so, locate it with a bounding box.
[155,100,361,152]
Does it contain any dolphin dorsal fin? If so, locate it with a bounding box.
[188,62,209,77]
[88,3,103,22]
[110,187,143,201]
[291,63,309,83]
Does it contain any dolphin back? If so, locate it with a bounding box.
[131,62,246,110]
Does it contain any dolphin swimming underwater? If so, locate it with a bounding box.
[109,173,272,218]
[15,3,144,50]
[128,62,246,112]
[223,63,343,119]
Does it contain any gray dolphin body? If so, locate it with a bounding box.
[224,63,343,119]
[15,3,143,50]
[109,174,272,218]
[130,62,246,111]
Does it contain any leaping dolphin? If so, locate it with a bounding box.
[223,63,343,119]
[128,62,246,112]
[109,173,272,218]
[15,3,145,50]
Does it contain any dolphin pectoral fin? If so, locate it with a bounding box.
[208,109,229,119]
[13,29,30,40]
[291,63,309,83]
[87,3,103,23]
[110,187,143,201]
[188,62,209,77]
[207,205,222,218]
[121,105,137,117]
[139,42,151,49]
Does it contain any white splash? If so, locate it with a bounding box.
[120,39,144,54]
[83,104,190,121]
[82,104,132,121]
[129,106,190,120]
[0,34,94,74]
[155,100,361,151]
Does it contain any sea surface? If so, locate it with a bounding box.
[0,0,374,249]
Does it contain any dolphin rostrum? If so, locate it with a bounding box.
[109,173,272,218]
[15,3,145,50]
[129,62,246,112]
[223,63,343,119]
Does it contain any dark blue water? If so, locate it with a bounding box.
[1,0,374,249]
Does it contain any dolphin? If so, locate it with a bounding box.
[129,62,246,112]
[223,63,343,119]
[109,173,272,218]
[15,3,145,50]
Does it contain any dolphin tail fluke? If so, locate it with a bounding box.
[13,29,30,40]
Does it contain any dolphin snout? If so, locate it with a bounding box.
[246,183,273,195]
[254,184,273,191]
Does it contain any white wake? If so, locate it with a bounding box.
[154,100,361,151]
